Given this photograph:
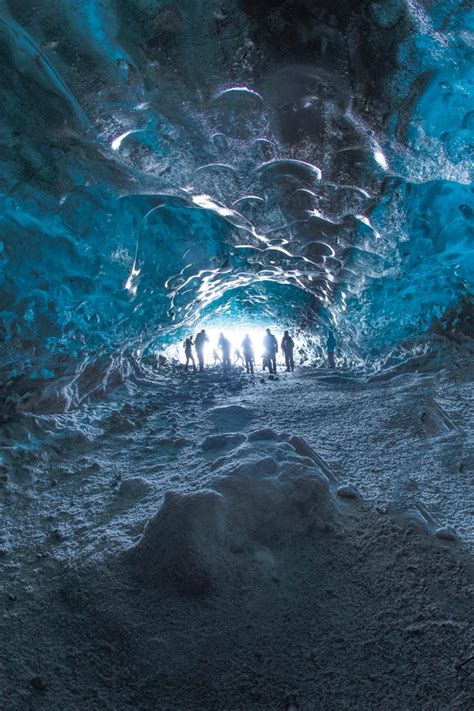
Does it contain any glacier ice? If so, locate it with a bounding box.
[0,0,472,389]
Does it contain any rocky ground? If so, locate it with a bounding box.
[0,361,473,709]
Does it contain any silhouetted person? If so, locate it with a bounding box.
[234,348,244,366]
[263,328,278,374]
[218,332,232,371]
[212,348,221,366]
[327,330,336,369]
[241,334,255,374]
[194,329,209,372]
[281,330,295,372]
[184,336,196,372]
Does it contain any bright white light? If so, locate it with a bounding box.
[111,130,136,151]
[204,326,270,361]
[191,194,234,218]
[125,263,140,296]
[374,149,388,171]
[214,86,263,102]
[163,324,303,367]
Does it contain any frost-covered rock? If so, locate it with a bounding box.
[126,490,227,596]
[117,477,152,501]
[435,526,458,542]
[247,428,279,441]
[200,432,246,451]
[125,440,334,595]
[210,405,255,431]
[337,484,359,499]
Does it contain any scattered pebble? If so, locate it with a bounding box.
[435,526,458,542]
[337,484,359,499]
[29,676,47,692]
[117,477,152,500]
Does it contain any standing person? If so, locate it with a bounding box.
[233,348,244,366]
[183,336,196,372]
[281,330,295,372]
[263,328,278,374]
[241,334,255,374]
[218,332,232,371]
[327,330,336,369]
[194,329,209,372]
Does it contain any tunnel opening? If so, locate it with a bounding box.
[0,2,473,710]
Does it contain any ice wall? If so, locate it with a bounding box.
[0,0,472,382]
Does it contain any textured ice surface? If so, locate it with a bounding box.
[0,366,473,709]
[0,0,472,388]
[0,5,473,706]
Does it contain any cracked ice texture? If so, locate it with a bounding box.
[0,0,472,380]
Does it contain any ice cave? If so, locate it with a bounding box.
[0,0,473,708]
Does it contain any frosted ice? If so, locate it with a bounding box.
[0,1,473,709]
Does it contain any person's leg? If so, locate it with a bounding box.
[328,352,335,369]
[198,351,204,371]
[285,353,290,371]
[271,356,276,374]
[290,353,294,371]
[185,355,190,371]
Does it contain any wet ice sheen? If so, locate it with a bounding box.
[0,0,472,386]
[0,3,473,704]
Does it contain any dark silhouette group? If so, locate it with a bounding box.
[195,329,209,371]
[183,328,337,373]
[184,329,211,372]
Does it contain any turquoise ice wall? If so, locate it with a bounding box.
[0,0,472,380]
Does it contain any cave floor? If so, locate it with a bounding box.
[0,362,473,709]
